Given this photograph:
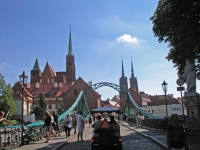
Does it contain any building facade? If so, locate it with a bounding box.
[12,29,101,120]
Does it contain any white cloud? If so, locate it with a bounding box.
[0,63,9,70]
[117,34,138,43]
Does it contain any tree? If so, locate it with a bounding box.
[39,92,47,110]
[150,0,200,78]
[0,74,16,116]
[32,106,45,120]
[57,101,64,115]
[33,93,47,120]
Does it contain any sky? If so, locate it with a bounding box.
[0,0,199,100]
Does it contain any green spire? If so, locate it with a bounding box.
[68,27,73,56]
[33,58,40,70]
[122,59,125,77]
[131,58,134,77]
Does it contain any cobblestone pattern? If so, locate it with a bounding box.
[59,125,164,150]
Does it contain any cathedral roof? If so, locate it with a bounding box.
[43,62,57,77]
[33,58,41,70]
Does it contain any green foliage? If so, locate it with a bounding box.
[150,0,200,77]
[39,93,47,110]
[0,74,16,116]
[32,105,45,120]
[57,101,64,115]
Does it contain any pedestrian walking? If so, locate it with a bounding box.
[89,115,93,127]
[135,112,140,128]
[76,111,85,142]
[123,113,127,122]
[53,111,61,136]
[64,113,72,138]
[166,114,188,150]
[44,111,52,143]
[71,111,77,135]
[50,114,57,137]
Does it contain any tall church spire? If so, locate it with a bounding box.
[131,58,134,78]
[33,58,40,70]
[68,26,73,56]
[66,27,76,84]
[122,59,125,77]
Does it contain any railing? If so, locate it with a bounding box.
[127,116,186,132]
[0,122,65,150]
[127,117,168,131]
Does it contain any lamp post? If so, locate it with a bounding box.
[19,71,28,124]
[162,80,168,118]
[19,71,28,146]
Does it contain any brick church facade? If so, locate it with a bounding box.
[12,29,101,117]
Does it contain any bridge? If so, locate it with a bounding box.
[0,82,198,150]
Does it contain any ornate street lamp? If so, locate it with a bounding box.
[19,71,28,146]
[161,80,168,118]
[19,71,28,124]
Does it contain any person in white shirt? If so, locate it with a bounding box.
[76,111,85,142]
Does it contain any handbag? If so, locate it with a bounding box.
[52,122,56,127]
[64,121,72,128]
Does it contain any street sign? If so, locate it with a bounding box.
[177,87,185,91]
[176,78,184,86]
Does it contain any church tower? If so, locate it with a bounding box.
[66,28,76,84]
[129,59,139,92]
[119,59,128,99]
[30,58,42,83]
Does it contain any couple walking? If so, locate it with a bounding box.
[64,110,85,142]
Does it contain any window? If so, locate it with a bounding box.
[49,105,52,109]
[152,110,154,113]
[47,79,49,83]
[74,89,77,96]
[148,110,150,113]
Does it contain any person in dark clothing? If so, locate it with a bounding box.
[89,115,92,127]
[109,115,117,124]
[166,114,188,150]
[53,111,61,136]
[44,111,52,143]
[123,113,127,122]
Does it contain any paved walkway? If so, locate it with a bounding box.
[123,121,200,150]
[13,122,200,150]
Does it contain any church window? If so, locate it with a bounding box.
[69,61,72,66]
[74,89,77,96]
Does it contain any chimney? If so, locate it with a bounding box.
[54,82,57,88]
[36,82,39,88]
[88,81,92,86]
[59,82,62,87]
[26,83,30,88]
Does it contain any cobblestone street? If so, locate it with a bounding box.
[59,125,164,150]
